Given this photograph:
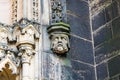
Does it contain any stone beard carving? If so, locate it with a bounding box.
[51,34,69,54]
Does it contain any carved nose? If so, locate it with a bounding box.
[58,38,62,41]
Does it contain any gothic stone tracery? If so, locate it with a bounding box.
[50,0,66,23]
[0,20,40,77]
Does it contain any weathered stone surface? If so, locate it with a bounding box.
[0,0,120,80]
[70,36,94,64]
[71,60,95,80]
[92,10,106,31]
[108,56,120,77]
[93,24,112,47]
[92,0,120,80]
[96,63,109,80]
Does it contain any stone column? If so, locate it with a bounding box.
[17,0,23,21]
[23,0,32,19]
[23,0,27,18]
[15,24,39,80]
[18,44,35,80]
[27,0,32,20]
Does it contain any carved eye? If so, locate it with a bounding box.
[54,37,58,41]
[61,37,64,39]
[61,37,66,40]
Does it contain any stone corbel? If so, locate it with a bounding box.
[15,24,39,63]
[47,22,70,54]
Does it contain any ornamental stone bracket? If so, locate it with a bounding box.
[14,24,39,64]
[47,22,70,54]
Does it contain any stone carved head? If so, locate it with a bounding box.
[51,33,70,54]
[47,22,70,54]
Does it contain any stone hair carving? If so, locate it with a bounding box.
[47,22,70,54]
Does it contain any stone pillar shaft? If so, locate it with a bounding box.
[23,0,27,18]
[27,0,32,19]
[22,63,30,80]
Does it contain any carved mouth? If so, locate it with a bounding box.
[57,46,64,51]
[52,43,68,54]
[53,46,66,54]
[58,43,62,45]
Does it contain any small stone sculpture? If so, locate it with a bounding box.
[47,22,70,54]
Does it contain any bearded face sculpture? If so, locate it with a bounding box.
[51,34,70,54]
[47,22,70,54]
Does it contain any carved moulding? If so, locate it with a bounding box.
[14,24,39,63]
[47,22,70,54]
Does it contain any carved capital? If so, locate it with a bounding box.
[14,24,39,64]
[18,44,35,64]
[47,22,70,54]
[14,24,39,46]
